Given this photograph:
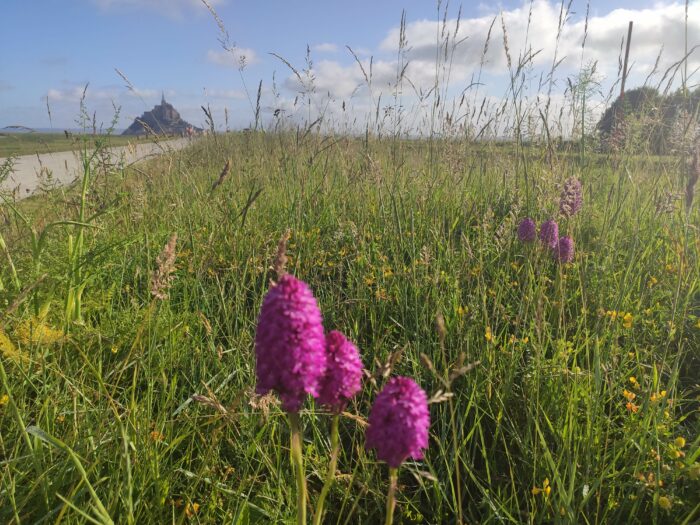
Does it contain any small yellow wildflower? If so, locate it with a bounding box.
[521,336,529,344]
[0,394,9,406]
[485,326,493,342]
[623,389,636,401]
[626,402,639,413]
[629,376,638,386]
[185,502,200,518]
[651,390,668,403]
[648,276,658,288]
[456,305,467,317]
[622,313,633,329]
[532,478,551,497]
[674,437,686,448]
[657,496,672,510]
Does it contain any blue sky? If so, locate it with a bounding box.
[1,0,699,132]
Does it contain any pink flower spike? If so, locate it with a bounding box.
[255,274,327,413]
[365,377,430,468]
[318,330,363,413]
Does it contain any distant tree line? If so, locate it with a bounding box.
[597,86,700,155]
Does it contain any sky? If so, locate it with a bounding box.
[1,0,699,135]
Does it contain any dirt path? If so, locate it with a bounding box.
[0,138,192,199]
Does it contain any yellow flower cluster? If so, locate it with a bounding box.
[650,390,667,403]
[16,318,64,345]
[532,478,551,497]
[0,330,30,366]
[184,502,200,518]
[604,310,633,328]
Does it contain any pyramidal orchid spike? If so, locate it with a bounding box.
[365,376,430,468]
[255,274,326,413]
[318,330,363,413]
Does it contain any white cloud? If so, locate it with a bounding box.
[312,43,338,53]
[46,86,117,102]
[271,1,700,137]
[207,48,259,68]
[378,0,700,80]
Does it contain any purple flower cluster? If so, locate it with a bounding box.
[539,220,559,249]
[255,271,431,470]
[255,274,363,413]
[365,377,430,468]
[559,177,583,217]
[517,218,576,264]
[318,331,364,412]
[554,236,575,263]
[517,218,537,242]
[255,274,327,412]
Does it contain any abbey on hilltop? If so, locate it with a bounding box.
[121,93,201,136]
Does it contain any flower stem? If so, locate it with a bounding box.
[385,467,398,525]
[313,414,340,525]
[288,412,307,525]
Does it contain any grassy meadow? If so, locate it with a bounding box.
[0,130,699,524]
[0,132,157,158]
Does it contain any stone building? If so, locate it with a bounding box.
[122,93,201,136]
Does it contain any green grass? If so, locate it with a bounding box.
[0,132,156,158]
[0,132,698,524]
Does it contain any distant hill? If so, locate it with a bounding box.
[122,95,201,136]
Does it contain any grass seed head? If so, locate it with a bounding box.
[150,233,178,300]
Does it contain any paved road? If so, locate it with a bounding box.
[0,138,192,199]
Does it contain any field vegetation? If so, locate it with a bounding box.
[0,131,162,159]
[1,3,699,524]
[1,128,698,524]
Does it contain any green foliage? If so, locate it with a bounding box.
[597,86,700,154]
[0,132,698,524]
